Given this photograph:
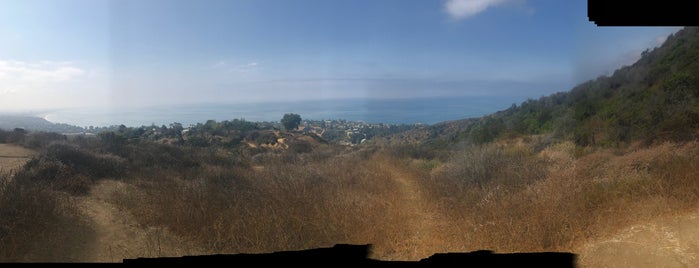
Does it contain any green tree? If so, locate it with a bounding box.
[281,113,302,131]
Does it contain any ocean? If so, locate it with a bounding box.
[43,96,528,128]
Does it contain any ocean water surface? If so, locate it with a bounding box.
[44,96,528,128]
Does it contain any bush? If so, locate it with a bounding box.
[288,140,313,154]
[12,142,125,195]
[0,173,95,261]
[435,144,546,189]
[118,142,200,174]
[21,132,67,149]
[44,143,125,179]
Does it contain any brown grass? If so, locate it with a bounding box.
[0,144,35,174]
[0,172,96,262]
[109,146,415,258]
[2,133,698,262]
[421,140,699,253]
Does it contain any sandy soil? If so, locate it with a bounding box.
[577,210,699,267]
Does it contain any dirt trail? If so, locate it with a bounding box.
[577,209,699,267]
[76,180,200,262]
[377,159,454,260]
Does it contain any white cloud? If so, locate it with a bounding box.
[444,0,532,20]
[444,0,509,20]
[0,60,91,110]
[0,60,85,89]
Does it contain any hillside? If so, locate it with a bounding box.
[424,27,699,148]
[0,115,84,134]
[3,121,698,264]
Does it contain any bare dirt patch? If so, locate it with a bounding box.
[369,158,457,261]
[578,209,699,267]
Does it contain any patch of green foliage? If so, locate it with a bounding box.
[443,27,699,147]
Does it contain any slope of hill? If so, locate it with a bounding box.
[0,115,84,133]
[425,27,699,148]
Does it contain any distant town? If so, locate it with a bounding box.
[299,119,423,145]
[0,115,423,146]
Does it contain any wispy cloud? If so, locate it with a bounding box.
[228,61,261,73]
[0,60,85,94]
[0,60,96,110]
[444,0,511,20]
[211,60,227,69]
[210,60,260,72]
[654,34,670,48]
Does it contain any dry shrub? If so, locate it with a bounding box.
[0,173,95,261]
[14,142,125,196]
[20,132,67,150]
[422,139,699,253]
[44,142,125,179]
[430,143,546,195]
[648,142,699,204]
[111,148,407,256]
[8,133,696,260]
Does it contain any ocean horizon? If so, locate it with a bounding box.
[41,96,529,128]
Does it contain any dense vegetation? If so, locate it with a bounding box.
[430,27,699,147]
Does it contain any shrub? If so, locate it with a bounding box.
[21,132,67,150]
[0,172,95,261]
[288,139,313,154]
[44,142,125,179]
[435,144,546,189]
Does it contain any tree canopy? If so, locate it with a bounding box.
[281,113,302,131]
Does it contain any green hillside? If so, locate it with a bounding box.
[433,27,699,147]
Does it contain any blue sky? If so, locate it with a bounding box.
[0,0,681,111]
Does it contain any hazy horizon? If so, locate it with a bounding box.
[0,0,681,112]
[24,95,523,128]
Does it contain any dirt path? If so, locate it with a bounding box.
[577,209,699,267]
[76,180,200,262]
[377,159,454,261]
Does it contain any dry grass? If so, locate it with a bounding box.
[0,144,35,174]
[71,139,699,259]
[3,133,698,262]
[109,146,415,258]
[422,140,699,253]
[0,172,96,262]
